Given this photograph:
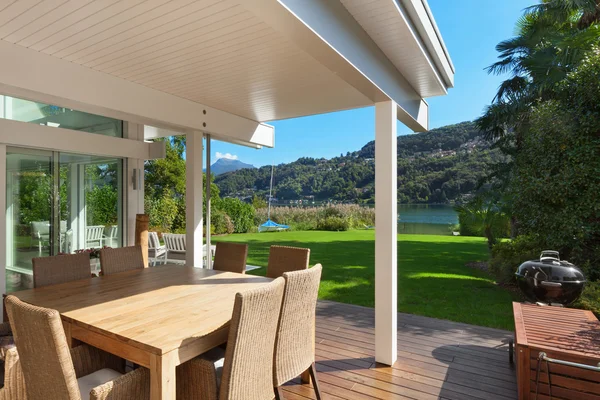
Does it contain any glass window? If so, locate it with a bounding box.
[6,148,123,292]
[59,153,123,256]
[0,95,122,137]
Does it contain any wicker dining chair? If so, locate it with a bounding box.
[32,253,92,288]
[176,277,285,400]
[0,321,17,393]
[273,264,323,400]
[99,246,145,276]
[0,253,96,378]
[5,295,150,400]
[212,242,248,274]
[0,347,26,400]
[266,245,311,279]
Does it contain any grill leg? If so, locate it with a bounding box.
[509,339,514,364]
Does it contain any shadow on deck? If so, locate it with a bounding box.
[282,300,517,400]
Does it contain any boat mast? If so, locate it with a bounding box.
[267,164,274,220]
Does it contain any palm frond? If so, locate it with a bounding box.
[494,76,530,102]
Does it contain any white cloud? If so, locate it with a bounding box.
[215,152,238,160]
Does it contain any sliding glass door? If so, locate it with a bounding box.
[6,149,53,291]
[6,148,123,292]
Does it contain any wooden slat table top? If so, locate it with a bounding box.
[513,302,600,358]
[12,265,272,356]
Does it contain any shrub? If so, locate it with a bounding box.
[317,216,350,231]
[489,235,542,284]
[573,281,600,317]
[216,197,255,233]
[211,210,234,235]
[254,204,374,231]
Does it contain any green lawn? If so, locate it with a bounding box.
[212,231,518,331]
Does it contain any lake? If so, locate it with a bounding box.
[397,204,458,235]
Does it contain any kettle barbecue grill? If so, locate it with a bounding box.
[515,250,586,305]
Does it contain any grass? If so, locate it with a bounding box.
[212,230,518,331]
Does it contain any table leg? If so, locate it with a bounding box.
[62,320,80,348]
[150,353,176,400]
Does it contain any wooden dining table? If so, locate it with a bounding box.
[12,264,273,400]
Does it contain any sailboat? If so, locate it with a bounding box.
[258,165,289,233]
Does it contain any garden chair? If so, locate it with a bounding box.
[213,242,248,274]
[5,295,150,400]
[176,277,285,400]
[266,245,310,278]
[163,233,186,264]
[273,265,323,399]
[30,221,50,255]
[85,226,105,248]
[103,226,118,248]
[99,246,145,276]
[32,253,92,288]
[148,232,167,265]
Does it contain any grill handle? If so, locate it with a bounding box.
[540,281,562,288]
[535,352,600,400]
[540,250,560,262]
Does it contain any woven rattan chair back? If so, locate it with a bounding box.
[32,253,91,288]
[6,295,81,400]
[273,264,323,387]
[266,245,310,279]
[99,246,145,276]
[213,242,248,274]
[219,277,285,400]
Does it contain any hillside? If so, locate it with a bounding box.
[214,121,506,204]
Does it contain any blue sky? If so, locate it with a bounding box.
[210,0,530,168]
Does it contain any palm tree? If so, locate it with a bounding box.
[455,198,510,250]
[528,0,600,29]
[476,2,600,141]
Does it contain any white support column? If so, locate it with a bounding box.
[205,135,212,269]
[125,122,145,247]
[69,164,85,252]
[375,100,398,366]
[186,133,203,267]
[0,144,6,316]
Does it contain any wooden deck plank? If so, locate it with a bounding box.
[282,300,517,400]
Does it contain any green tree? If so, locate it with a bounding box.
[144,136,221,232]
[251,195,267,209]
[86,185,118,226]
[477,2,600,142]
[509,50,600,276]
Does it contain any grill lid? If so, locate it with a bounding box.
[515,250,586,305]
[515,250,585,283]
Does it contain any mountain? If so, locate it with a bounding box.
[209,158,255,176]
[214,121,507,204]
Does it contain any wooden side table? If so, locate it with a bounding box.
[513,302,600,399]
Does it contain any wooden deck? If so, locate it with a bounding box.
[282,300,517,400]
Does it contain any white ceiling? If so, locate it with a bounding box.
[0,0,452,126]
[0,0,373,122]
